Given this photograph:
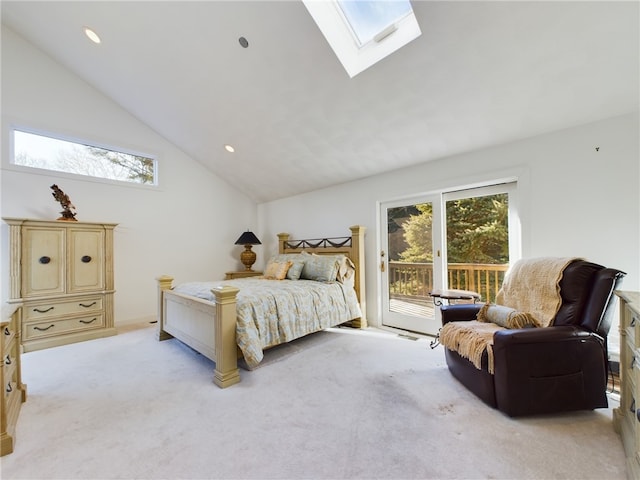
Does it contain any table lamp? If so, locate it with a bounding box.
[234,230,261,271]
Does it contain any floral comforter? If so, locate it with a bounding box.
[172,278,362,368]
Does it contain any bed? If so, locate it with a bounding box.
[156,225,366,388]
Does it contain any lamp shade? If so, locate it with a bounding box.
[235,231,261,245]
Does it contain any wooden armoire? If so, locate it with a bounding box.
[3,218,117,352]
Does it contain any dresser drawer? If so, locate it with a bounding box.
[23,314,105,340]
[3,336,19,372]
[23,296,103,321]
[3,351,19,401]
[2,322,17,351]
[4,382,21,424]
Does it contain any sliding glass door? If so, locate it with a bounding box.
[380,195,443,335]
[380,183,517,336]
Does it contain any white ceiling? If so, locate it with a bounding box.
[2,1,638,203]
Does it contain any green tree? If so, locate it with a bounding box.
[446,194,508,264]
[398,203,433,263]
[398,194,508,264]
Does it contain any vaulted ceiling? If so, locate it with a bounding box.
[2,1,638,203]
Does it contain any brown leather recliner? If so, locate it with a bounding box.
[440,260,625,417]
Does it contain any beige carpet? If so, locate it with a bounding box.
[1,323,626,480]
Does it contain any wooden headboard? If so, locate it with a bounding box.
[277,225,366,328]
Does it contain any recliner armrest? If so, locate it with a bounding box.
[493,325,597,349]
[441,304,482,324]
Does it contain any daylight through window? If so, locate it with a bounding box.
[303,0,421,78]
[337,0,413,46]
[12,129,157,185]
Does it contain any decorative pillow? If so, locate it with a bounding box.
[300,254,340,283]
[263,260,292,280]
[286,261,305,280]
[311,254,354,284]
[267,254,307,280]
[476,303,541,329]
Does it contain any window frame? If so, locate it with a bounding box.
[335,0,414,48]
[6,125,160,189]
[303,0,421,78]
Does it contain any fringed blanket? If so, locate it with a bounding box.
[441,257,580,374]
[496,256,580,327]
[440,321,504,373]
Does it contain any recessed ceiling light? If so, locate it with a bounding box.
[84,27,101,44]
[224,144,235,153]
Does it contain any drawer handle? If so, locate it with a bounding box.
[632,317,637,327]
[4,355,11,366]
[6,383,12,393]
[34,306,54,313]
[4,327,10,336]
[79,302,97,308]
[34,324,55,332]
[632,355,636,369]
[81,255,92,263]
[39,256,51,264]
[79,318,97,325]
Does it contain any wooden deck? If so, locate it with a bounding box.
[389,295,435,318]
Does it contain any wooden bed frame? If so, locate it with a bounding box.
[156,225,366,388]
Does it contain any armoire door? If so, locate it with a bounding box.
[22,227,65,297]
[68,228,105,293]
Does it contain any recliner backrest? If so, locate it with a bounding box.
[554,260,625,337]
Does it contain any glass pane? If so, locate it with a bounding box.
[337,0,413,45]
[445,193,509,303]
[387,203,434,318]
[13,130,156,185]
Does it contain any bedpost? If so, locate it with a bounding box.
[350,225,367,328]
[156,275,174,341]
[212,285,241,388]
[277,232,290,254]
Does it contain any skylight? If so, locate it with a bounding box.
[304,0,421,78]
[336,0,413,47]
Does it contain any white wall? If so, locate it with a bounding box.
[259,112,640,354]
[1,26,258,324]
[3,23,638,356]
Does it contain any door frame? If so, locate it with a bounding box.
[377,181,520,335]
[379,193,444,335]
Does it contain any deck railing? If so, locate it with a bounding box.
[388,262,509,303]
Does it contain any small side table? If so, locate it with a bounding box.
[225,271,263,280]
[429,289,481,306]
[428,289,481,349]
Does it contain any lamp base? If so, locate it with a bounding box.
[240,245,257,271]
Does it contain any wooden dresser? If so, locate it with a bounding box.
[3,218,117,352]
[613,290,640,480]
[1,304,26,456]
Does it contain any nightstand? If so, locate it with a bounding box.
[225,271,263,280]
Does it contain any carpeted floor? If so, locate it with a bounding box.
[1,323,627,480]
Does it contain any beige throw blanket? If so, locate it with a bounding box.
[440,257,579,373]
[496,256,579,327]
[440,320,504,373]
